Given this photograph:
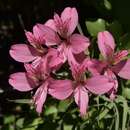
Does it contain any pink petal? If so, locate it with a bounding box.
[87,59,107,76]
[45,19,57,32]
[33,82,48,114]
[104,69,118,100]
[70,34,90,54]
[113,50,128,64]
[35,24,61,46]
[37,56,50,77]
[113,59,130,79]
[10,44,38,62]
[48,79,73,100]
[85,75,114,94]
[47,48,64,70]
[25,32,36,45]
[98,31,115,58]
[73,52,86,64]
[67,48,80,66]
[61,7,78,36]
[74,86,89,116]
[9,72,34,91]
[24,64,39,85]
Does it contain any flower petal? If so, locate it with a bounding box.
[98,31,115,58]
[45,19,57,32]
[48,79,73,100]
[87,59,107,76]
[113,59,130,79]
[113,50,128,64]
[35,24,61,46]
[104,69,118,100]
[9,72,34,91]
[70,34,90,54]
[10,44,38,62]
[61,7,78,36]
[85,75,113,94]
[33,82,48,114]
[25,32,36,45]
[74,86,89,116]
[47,48,64,70]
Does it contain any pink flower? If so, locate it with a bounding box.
[9,24,61,67]
[45,7,78,38]
[97,31,130,98]
[49,59,113,116]
[45,7,90,65]
[9,49,63,114]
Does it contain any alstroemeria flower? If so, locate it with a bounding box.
[9,48,63,114]
[44,7,90,65]
[45,7,78,38]
[97,31,130,98]
[9,24,61,67]
[49,59,113,116]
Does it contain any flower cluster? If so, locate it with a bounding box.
[9,7,130,116]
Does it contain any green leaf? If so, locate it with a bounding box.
[23,118,43,130]
[4,115,15,124]
[58,100,72,112]
[86,19,106,36]
[104,0,112,10]
[122,88,130,99]
[44,106,58,115]
[16,118,24,128]
[115,96,128,130]
[64,124,73,130]
[8,99,31,104]
[119,33,130,49]
[107,21,123,42]
[22,127,36,130]
[122,99,128,130]
[113,103,119,130]
[98,102,113,120]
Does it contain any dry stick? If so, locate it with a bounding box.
[18,14,25,31]
[77,23,84,35]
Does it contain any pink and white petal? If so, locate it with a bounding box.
[113,50,128,64]
[113,59,130,79]
[37,56,50,77]
[47,48,64,70]
[48,79,73,100]
[98,31,115,58]
[45,19,57,32]
[61,7,78,36]
[74,86,89,116]
[104,69,118,100]
[32,25,46,44]
[87,59,107,76]
[104,69,118,90]
[85,75,114,95]
[24,63,35,75]
[10,44,38,62]
[32,56,42,68]
[33,82,48,114]
[25,31,36,45]
[9,72,34,91]
[35,24,61,46]
[70,34,90,54]
[67,48,80,67]
[100,31,115,50]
